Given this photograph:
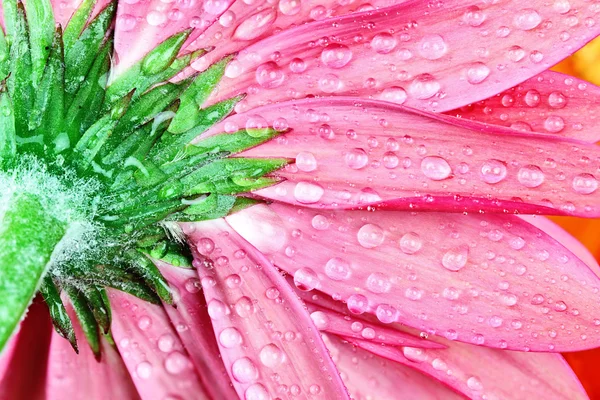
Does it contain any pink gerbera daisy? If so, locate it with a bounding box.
[1,0,600,398]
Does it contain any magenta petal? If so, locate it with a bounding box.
[206,0,600,112]
[351,337,588,400]
[226,203,600,352]
[113,0,233,74]
[0,301,52,400]
[206,98,600,217]
[445,71,600,142]
[324,335,463,400]
[46,304,140,400]
[158,262,238,399]
[109,290,209,399]
[186,219,349,399]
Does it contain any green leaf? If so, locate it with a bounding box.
[0,30,10,81]
[86,265,161,304]
[150,95,243,165]
[0,193,67,353]
[39,276,78,353]
[0,83,16,167]
[65,39,111,143]
[126,249,172,303]
[105,30,193,106]
[64,1,115,95]
[171,193,237,222]
[24,0,55,84]
[82,286,111,334]
[29,28,67,152]
[2,0,18,39]
[168,55,233,134]
[65,284,100,358]
[189,127,284,155]
[8,2,34,141]
[63,0,97,51]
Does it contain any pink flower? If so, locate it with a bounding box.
[1,0,600,399]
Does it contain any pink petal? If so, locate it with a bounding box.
[158,262,238,399]
[226,203,600,352]
[206,0,600,112]
[324,334,463,400]
[445,71,600,142]
[109,290,209,399]
[185,219,349,399]
[207,98,600,217]
[350,337,588,400]
[302,294,445,349]
[189,0,410,75]
[53,0,111,29]
[0,301,52,400]
[46,304,140,400]
[113,0,234,74]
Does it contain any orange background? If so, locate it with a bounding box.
[553,38,600,399]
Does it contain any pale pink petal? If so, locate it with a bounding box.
[109,290,209,399]
[46,304,140,400]
[190,0,409,74]
[206,0,600,112]
[324,335,463,400]
[52,0,111,29]
[519,215,600,273]
[226,203,600,352]
[113,0,234,74]
[0,301,52,400]
[158,262,238,399]
[351,337,588,400]
[205,98,600,217]
[445,71,600,142]
[185,219,349,399]
[304,297,445,349]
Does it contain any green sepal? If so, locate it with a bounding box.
[168,55,233,134]
[0,30,10,81]
[135,226,167,248]
[30,28,67,152]
[65,284,100,358]
[105,30,192,106]
[103,199,186,231]
[229,196,262,214]
[63,0,97,51]
[0,82,16,167]
[150,95,243,165]
[64,0,115,96]
[181,157,288,196]
[126,249,173,303]
[168,193,236,222]
[65,39,111,143]
[190,127,285,155]
[24,0,55,84]
[82,286,111,334]
[2,0,18,39]
[8,2,34,140]
[39,276,78,353]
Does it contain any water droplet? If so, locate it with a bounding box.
[321,44,353,69]
[289,58,307,73]
[204,0,229,14]
[467,376,483,391]
[137,315,152,331]
[234,296,255,318]
[432,358,448,370]
[409,74,440,99]
[259,344,285,368]
[544,115,565,133]
[507,46,526,62]
[553,0,571,14]
[463,6,486,26]
[233,9,277,41]
[164,351,191,375]
[318,73,341,93]
[294,182,324,204]
[136,361,153,379]
[371,32,397,54]
[158,334,175,353]
[208,299,229,319]
[572,174,598,194]
[357,224,385,248]
[403,347,427,363]
[421,156,452,180]
[219,327,243,348]
[197,238,215,255]
[554,301,568,312]
[147,11,167,26]
[399,232,423,254]
[466,62,490,84]
[117,14,137,31]
[376,304,398,323]
[345,148,369,170]
[548,92,567,108]
[513,9,542,30]
[442,287,460,300]
[418,34,448,60]
[380,87,407,104]
[404,287,424,301]
[310,311,330,330]
[325,257,352,281]
[232,357,259,383]
[225,274,242,289]
[517,165,545,188]
[294,267,320,291]
[184,278,201,293]
[480,160,507,184]
[531,294,545,305]
[255,62,285,89]
[366,273,391,293]
[442,246,469,271]
[347,294,369,314]
[278,0,301,15]
[296,152,317,172]
[245,383,269,400]
[488,316,503,328]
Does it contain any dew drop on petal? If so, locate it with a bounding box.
[357,224,385,248]
[442,246,469,271]
[347,294,369,314]
[325,257,352,281]
[409,74,440,99]
[245,384,269,400]
[380,87,407,104]
[371,32,397,54]
[399,232,423,254]
[232,357,259,383]
[517,165,545,188]
[572,174,598,194]
[296,152,317,172]
[321,44,353,69]
[259,343,285,368]
[219,327,243,348]
[421,156,452,180]
[345,148,369,170]
[467,376,483,391]
[294,182,324,204]
[480,160,507,184]
[513,9,542,30]
[402,347,427,363]
[417,34,448,60]
[294,267,320,291]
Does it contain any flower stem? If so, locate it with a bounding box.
[0,192,67,352]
